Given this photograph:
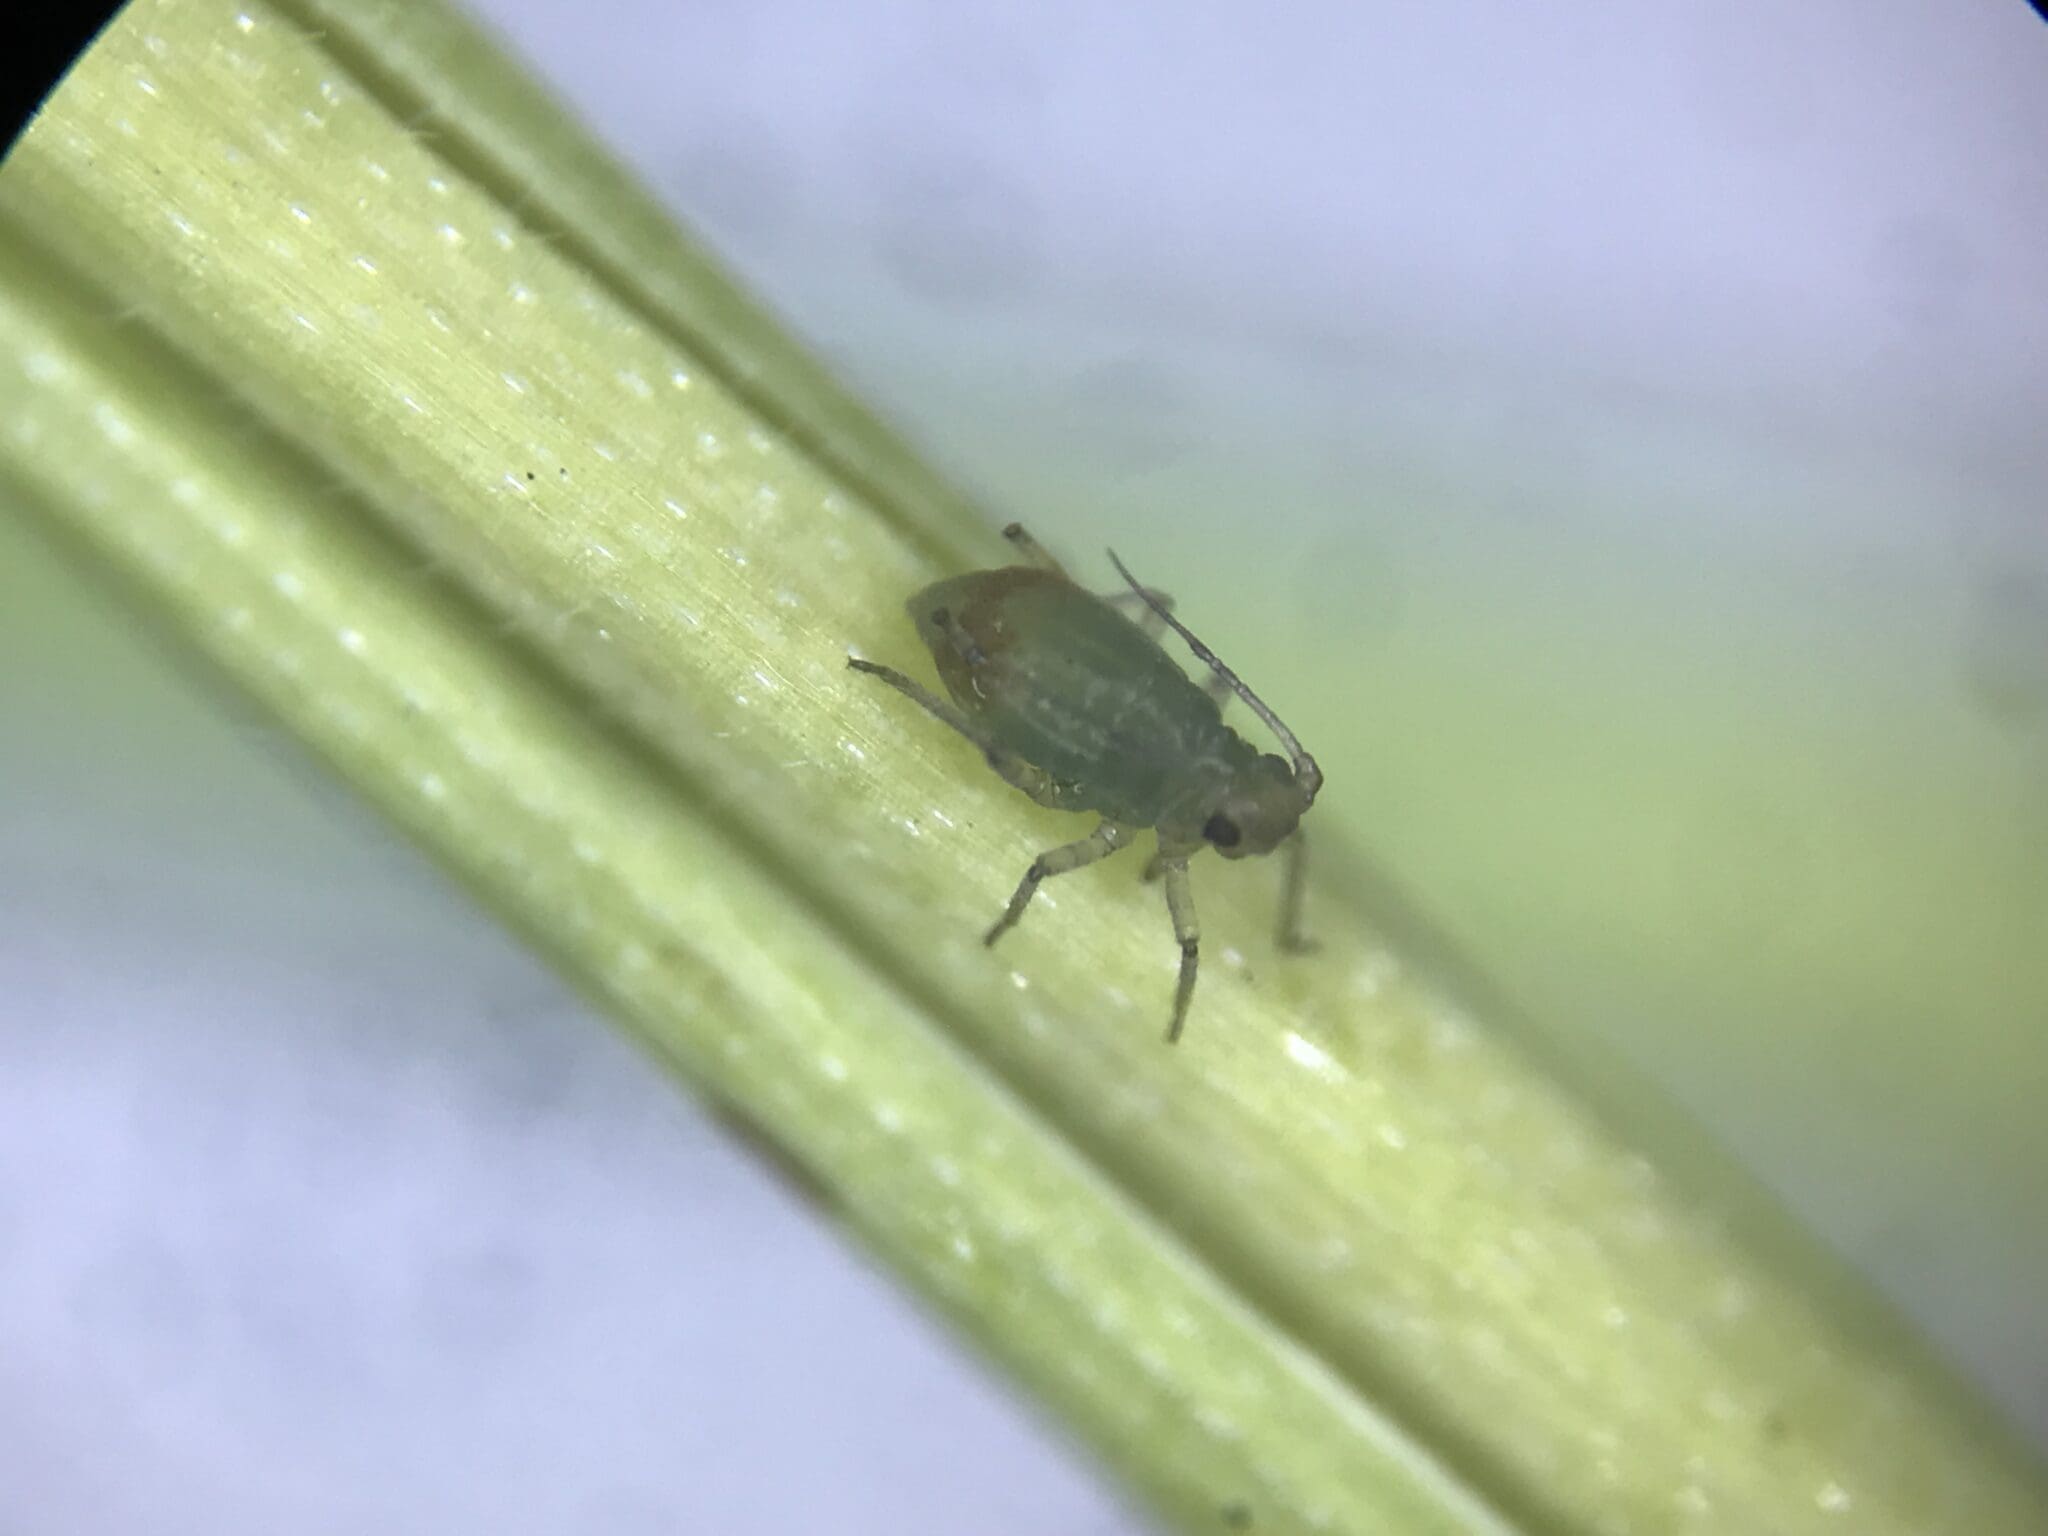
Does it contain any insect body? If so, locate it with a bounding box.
[849,524,1322,1041]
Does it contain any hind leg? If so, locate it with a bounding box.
[1106,584,1178,639]
[1101,586,1234,707]
[847,657,1057,801]
[1002,522,1070,576]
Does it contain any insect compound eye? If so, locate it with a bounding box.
[1202,812,1242,848]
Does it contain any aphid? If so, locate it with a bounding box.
[849,523,1322,1041]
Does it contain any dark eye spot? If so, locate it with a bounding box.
[1203,813,1241,848]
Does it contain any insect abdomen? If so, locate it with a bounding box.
[908,568,1234,826]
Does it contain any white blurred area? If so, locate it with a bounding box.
[4,1,2045,1531]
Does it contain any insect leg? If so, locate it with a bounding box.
[1105,585,1177,639]
[849,658,1062,803]
[1160,859,1200,1043]
[985,821,1133,947]
[849,655,1021,766]
[1276,829,1318,953]
[848,656,989,738]
[1001,522,1070,576]
[1100,584,1234,702]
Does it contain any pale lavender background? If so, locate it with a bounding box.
[4,2,2046,1533]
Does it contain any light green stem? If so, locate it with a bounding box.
[2,3,2042,1533]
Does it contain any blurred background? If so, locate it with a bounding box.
[4,1,2045,1530]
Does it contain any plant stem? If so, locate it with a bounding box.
[3,3,2043,1532]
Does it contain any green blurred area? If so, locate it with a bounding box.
[895,371,2048,1440]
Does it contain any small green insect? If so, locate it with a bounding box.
[850,523,1322,1042]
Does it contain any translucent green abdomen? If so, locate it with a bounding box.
[909,567,1245,827]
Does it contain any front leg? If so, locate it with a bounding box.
[985,821,1134,946]
[1276,829,1318,953]
[1159,857,1200,1043]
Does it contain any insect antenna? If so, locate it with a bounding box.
[1107,549,1323,801]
